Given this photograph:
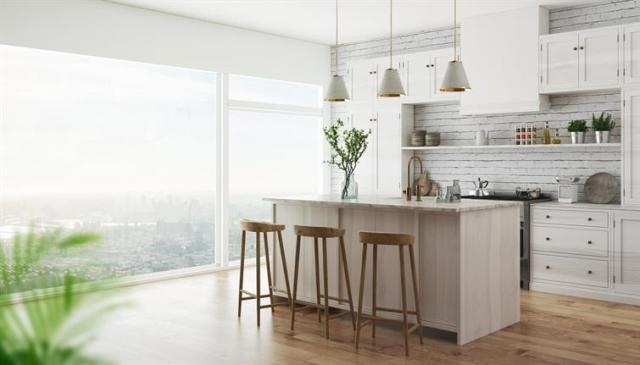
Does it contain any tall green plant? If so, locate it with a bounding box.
[592,112,615,131]
[323,118,371,199]
[0,230,122,365]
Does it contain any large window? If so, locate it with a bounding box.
[0,45,217,279]
[0,45,324,283]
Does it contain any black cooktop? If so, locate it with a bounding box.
[462,193,552,201]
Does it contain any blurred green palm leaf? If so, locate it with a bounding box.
[0,229,123,365]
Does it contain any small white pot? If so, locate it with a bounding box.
[595,130,610,144]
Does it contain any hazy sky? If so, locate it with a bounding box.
[0,45,321,195]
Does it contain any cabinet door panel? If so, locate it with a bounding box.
[348,59,376,105]
[349,113,377,194]
[403,52,429,100]
[429,48,459,102]
[624,24,640,84]
[376,111,402,195]
[623,87,640,205]
[614,212,640,295]
[579,27,620,89]
[540,33,579,92]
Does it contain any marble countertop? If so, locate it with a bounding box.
[264,194,521,213]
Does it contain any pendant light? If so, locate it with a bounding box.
[325,0,350,102]
[440,0,471,92]
[378,0,405,97]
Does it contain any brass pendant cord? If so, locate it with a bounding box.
[453,0,458,61]
[389,0,393,68]
[335,0,339,72]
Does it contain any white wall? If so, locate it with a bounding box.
[0,0,329,85]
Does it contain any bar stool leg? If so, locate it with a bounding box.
[398,245,409,356]
[238,230,246,317]
[277,230,293,303]
[290,235,301,331]
[408,245,423,345]
[321,238,330,339]
[339,236,356,330]
[313,237,322,323]
[372,243,378,339]
[256,232,261,327]
[355,243,368,350]
[263,232,275,313]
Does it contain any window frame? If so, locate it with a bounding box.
[217,72,326,268]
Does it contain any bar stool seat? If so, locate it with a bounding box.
[355,231,423,356]
[290,225,355,339]
[237,219,292,327]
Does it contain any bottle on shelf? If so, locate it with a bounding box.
[552,128,562,144]
[543,121,551,145]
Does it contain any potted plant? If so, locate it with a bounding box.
[568,119,588,144]
[323,118,371,199]
[592,112,615,144]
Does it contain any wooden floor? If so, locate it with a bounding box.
[88,267,640,365]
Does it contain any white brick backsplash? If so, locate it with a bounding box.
[329,1,631,199]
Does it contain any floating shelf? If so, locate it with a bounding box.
[401,143,621,151]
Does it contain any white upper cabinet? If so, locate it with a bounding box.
[624,23,640,84]
[613,211,640,296]
[540,26,621,93]
[429,48,459,103]
[347,58,378,107]
[579,27,621,89]
[401,52,429,101]
[540,32,580,92]
[461,6,549,115]
[623,86,640,205]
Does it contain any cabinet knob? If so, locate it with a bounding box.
[573,46,578,51]
[546,265,551,269]
[426,64,430,68]
[546,237,551,241]
[588,240,593,245]
[588,217,593,222]
[580,46,584,50]
[546,215,551,219]
[430,64,435,67]
[588,270,593,274]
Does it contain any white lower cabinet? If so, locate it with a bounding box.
[614,211,640,296]
[531,205,640,304]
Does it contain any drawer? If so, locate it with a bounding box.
[531,253,608,288]
[531,225,608,257]
[532,208,608,228]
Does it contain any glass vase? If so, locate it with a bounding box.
[340,173,358,200]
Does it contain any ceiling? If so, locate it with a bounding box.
[110,0,602,45]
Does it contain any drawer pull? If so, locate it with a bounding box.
[546,215,551,219]
[546,265,551,269]
[588,240,593,245]
[588,217,593,221]
[588,270,593,275]
[546,237,551,241]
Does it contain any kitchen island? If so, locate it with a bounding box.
[265,195,521,345]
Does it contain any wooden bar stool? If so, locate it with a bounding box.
[237,219,292,327]
[290,225,356,339]
[355,231,423,356]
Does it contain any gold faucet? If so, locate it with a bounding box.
[406,156,423,201]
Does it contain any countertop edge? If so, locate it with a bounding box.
[264,196,522,213]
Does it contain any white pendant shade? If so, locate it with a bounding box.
[325,74,350,102]
[440,60,471,92]
[378,68,405,97]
